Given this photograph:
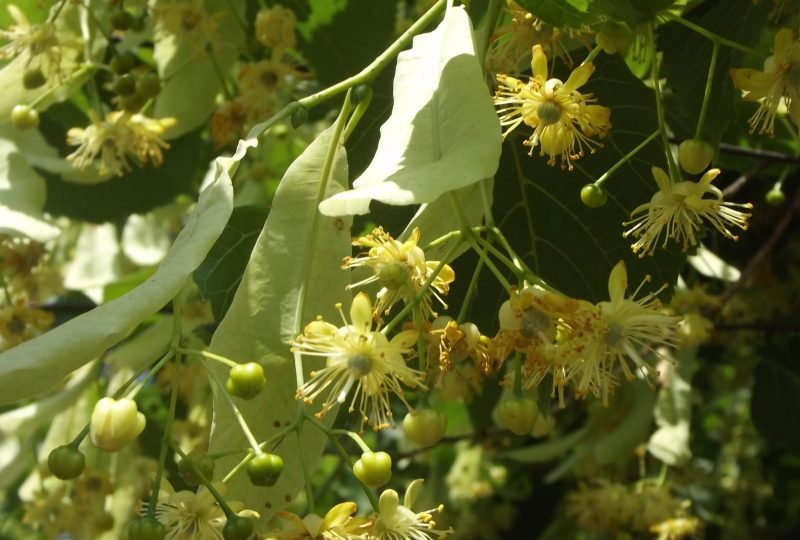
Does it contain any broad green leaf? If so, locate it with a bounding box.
[0,161,234,405]
[319,5,502,216]
[592,380,655,464]
[657,0,770,146]
[516,0,598,28]
[194,205,270,321]
[751,351,800,452]
[587,0,674,25]
[153,0,245,138]
[647,352,693,466]
[207,125,352,519]
[502,425,590,463]
[489,54,685,306]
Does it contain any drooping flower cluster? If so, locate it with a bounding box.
[490,261,678,406]
[292,293,424,430]
[66,111,176,177]
[152,0,226,55]
[344,227,455,319]
[0,4,62,76]
[730,28,800,135]
[493,44,612,170]
[623,167,753,256]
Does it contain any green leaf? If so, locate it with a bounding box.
[657,0,770,145]
[319,5,502,216]
[207,125,352,519]
[491,53,685,304]
[516,0,599,28]
[648,351,693,466]
[587,0,674,25]
[152,0,246,138]
[0,157,234,405]
[752,354,800,452]
[41,130,210,223]
[194,205,269,321]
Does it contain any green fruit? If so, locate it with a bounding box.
[110,10,134,30]
[350,84,372,105]
[131,15,146,32]
[246,453,284,486]
[496,396,539,436]
[23,68,47,89]
[766,188,786,206]
[403,409,447,447]
[113,74,137,96]
[178,450,215,486]
[226,362,266,400]
[223,516,255,540]
[11,105,40,129]
[580,184,608,208]
[120,93,147,113]
[110,53,136,75]
[678,139,715,175]
[137,73,161,99]
[127,517,166,540]
[353,451,392,487]
[290,107,308,128]
[47,445,85,480]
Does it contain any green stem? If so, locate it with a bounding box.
[423,227,485,251]
[695,41,719,140]
[651,49,680,182]
[48,0,70,23]
[457,254,485,323]
[594,130,660,187]
[204,360,262,454]
[220,422,298,483]
[127,349,175,398]
[180,348,238,368]
[171,443,239,518]
[662,13,760,55]
[148,349,181,517]
[468,236,513,291]
[581,44,603,66]
[206,45,235,101]
[475,0,504,67]
[342,88,373,143]
[411,304,429,407]
[479,178,496,227]
[329,429,372,454]
[29,64,95,109]
[296,421,316,514]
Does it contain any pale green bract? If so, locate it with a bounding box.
[207,124,352,520]
[318,4,501,216]
[647,351,693,466]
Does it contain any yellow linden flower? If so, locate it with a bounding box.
[371,479,453,539]
[152,0,226,55]
[730,28,800,135]
[623,167,752,256]
[493,44,612,170]
[0,297,54,351]
[0,4,60,72]
[273,502,371,540]
[597,261,678,382]
[649,517,702,540]
[292,293,424,430]
[343,227,455,319]
[255,5,297,54]
[66,111,176,177]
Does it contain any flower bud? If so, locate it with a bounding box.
[496,396,539,436]
[90,397,146,452]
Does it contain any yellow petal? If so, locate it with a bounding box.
[651,166,672,193]
[563,63,595,93]
[729,68,778,99]
[350,292,373,332]
[773,27,795,61]
[404,479,425,509]
[320,502,357,530]
[607,261,628,303]
[698,168,721,190]
[531,44,548,79]
[379,488,400,517]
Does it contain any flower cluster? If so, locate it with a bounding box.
[66,111,176,177]
[489,261,678,406]
[0,4,63,77]
[623,167,753,256]
[493,44,612,170]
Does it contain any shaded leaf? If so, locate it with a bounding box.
[752,355,800,452]
[517,0,598,28]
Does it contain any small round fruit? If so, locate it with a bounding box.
[765,188,786,206]
[353,451,392,487]
[496,396,539,436]
[110,53,137,75]
[223,516,255,540]
[113,74,137,96]
[11,104,40,129]
[120,93,147,113]
[111,10,134,30]
[137,73,161,99]
[226,362,266,400]
[532,414,556,437]
[678,139,715,175]
[246,453,284,486]
[350,84,372,105]
[127,516,166,540]
[403,409,447,447]
[23,68,47,89]
[179,450,215,486]
[290,107,308,128]
[580,183,608,208]
[47,445,85,480]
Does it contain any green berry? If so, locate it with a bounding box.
[131,15,146,32]
[403,409,447,447]
[113,74,138,96]
[223,516,255,540]
[137,73,161,99]
[127,517,166,540]
[766,188,786,206]
[226,362,266,400]
[110,53,137,75]
[120,92,147,113]
[23,68,47,89]
[678,139,715,175]
[110,10,134,30]
[580,184,608,208]
[353,451,392,487]
[496,396,539,436]
[47,445,85,480]
[179,450,215,486]
[246,453,284,486]
[378,262,408,289]
[11,104,40,129]
[350,84,372,105]
[290,107,308,129]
